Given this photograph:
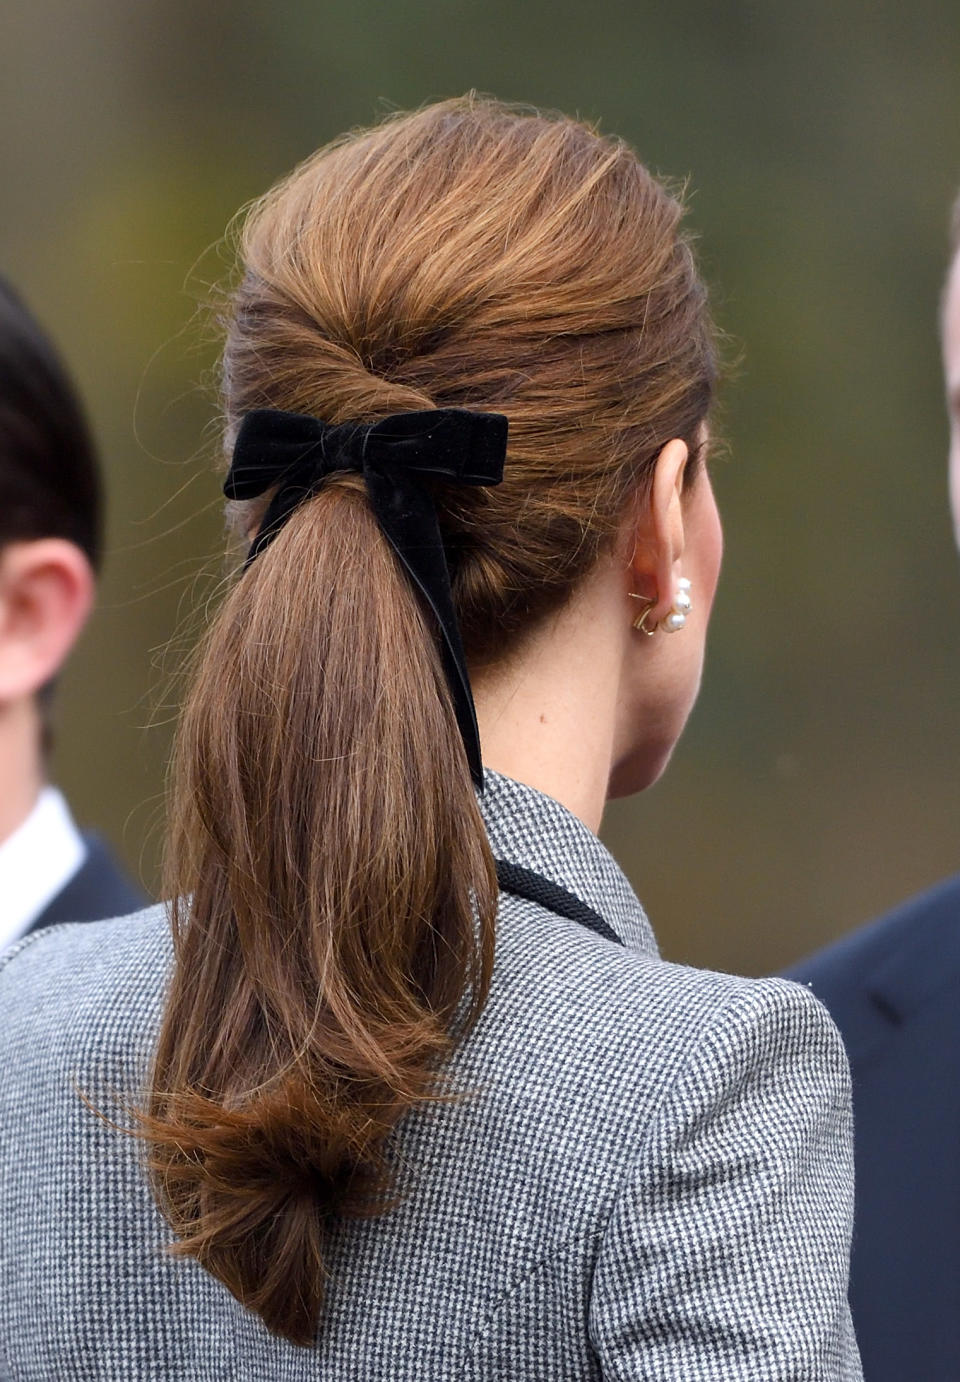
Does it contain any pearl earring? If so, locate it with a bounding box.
[660,577,692,633]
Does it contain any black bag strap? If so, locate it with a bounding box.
[494,859,624,946]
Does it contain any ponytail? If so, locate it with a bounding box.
[147,482,497,1345]
[146,93,716,1347]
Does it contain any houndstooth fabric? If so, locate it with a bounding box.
[0,771,861,1380]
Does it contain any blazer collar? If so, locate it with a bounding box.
[478,770,658,957]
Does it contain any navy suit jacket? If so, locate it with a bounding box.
[788,875,960,1382]
[25,834,147,936]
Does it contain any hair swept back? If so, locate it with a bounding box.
[145,95,717,1346]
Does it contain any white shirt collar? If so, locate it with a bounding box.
[0,786,87,952]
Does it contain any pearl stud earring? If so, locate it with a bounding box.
[660,577,692,633]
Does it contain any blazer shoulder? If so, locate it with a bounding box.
[589,973,857,1379]
[493,892,839,1117]
[787,873,960,1049]
[497,886,730,1025]
[2,900,167,968]
[0,905,171,1072]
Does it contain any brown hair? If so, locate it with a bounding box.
[147,96,716,1345]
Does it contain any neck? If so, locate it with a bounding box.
[0,698,44,844]
[473,567,626,834]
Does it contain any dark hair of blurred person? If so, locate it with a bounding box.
[0,99,860,1377]
[787,197,960,1382]
[0,278,145,948]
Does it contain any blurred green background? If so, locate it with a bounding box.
[3,0,959,974]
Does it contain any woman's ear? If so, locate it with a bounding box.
[627,438,689,623]
[0,539,96,703]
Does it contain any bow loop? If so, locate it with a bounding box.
[222,406,508,788]
[360,410,507,486]
[225,410,340,500]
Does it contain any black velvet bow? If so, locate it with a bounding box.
[224,407,508,788]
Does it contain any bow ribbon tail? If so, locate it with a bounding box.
[363,465,485,789]
[245,482,316,567]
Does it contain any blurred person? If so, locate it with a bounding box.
[0,278,145,948]
[0,101,861,1379]
[786,203,960,1381]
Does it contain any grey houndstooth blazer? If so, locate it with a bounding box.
[0,772,861,1380]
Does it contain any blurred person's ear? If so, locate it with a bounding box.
[0,539,95,703]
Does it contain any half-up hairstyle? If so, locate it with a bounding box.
[147,96,717,1345]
